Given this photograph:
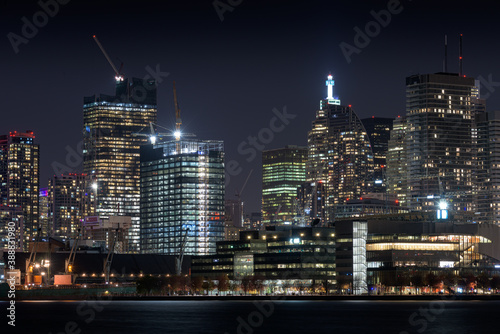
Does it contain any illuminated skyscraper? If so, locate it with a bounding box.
[39,188,49,237]
[405,73,480,214]
[0,131,39,249]
[48,173,95,240]
[83,78,157,252]
[140,139,225,255]
[387,116,408,205]
[307,75,374,223]
[261,145,307,225]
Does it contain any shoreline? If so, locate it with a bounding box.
[4,294,500,301]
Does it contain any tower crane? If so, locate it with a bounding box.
[173,81,182,142]
[234,169,253,227]
[92,35,124,81]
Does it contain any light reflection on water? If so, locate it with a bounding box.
[7,300,496,334]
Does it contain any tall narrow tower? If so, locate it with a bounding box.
[307,75,374,223]
[0,131,40,249]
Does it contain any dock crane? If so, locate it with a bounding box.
[25,228,41,285]
[104,228,119,283]
[175,228,189,276]
[65,229,81,284]
[92,35,124,81]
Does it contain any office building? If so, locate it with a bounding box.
[262,146,307,225]
[475,110,500,224]
[192,226,336,294]
[83,78,157,252]
[405,73,480,215]
[307,75,374,223]
[0,131,40,249]
[387,116,408,205]
[140,139,225,255]
[361,117,393,193]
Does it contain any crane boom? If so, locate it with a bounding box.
[104,228,118,283]
[92,35,123,81]
[173,81,182,134]
[175,228,189,276]
[65,229,81,274]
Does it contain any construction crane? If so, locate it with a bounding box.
[173,81,182,141]
[175,228,189,276]
[234,169,253,226]
[92,35,124,82]
[25,228,41,285]
[104,228,119,283]
[65,229,81,277]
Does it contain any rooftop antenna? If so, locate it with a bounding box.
[459,34,463,76]
[443,34,448,72]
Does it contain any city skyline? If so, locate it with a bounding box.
[3,0,500,213]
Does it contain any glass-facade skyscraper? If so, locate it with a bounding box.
[361,117,393,194]
[307,75,374,223]
[140,139,225,255]
[83,78,157,253]
[405,73,480,214]
[261,145,307,225]
[0,131,39,249]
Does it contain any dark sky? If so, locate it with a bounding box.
[2,0,500,213]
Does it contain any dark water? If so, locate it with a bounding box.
[3,299,497,334]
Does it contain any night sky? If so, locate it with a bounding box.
[2,0,500,213]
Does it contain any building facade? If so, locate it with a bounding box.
[262,145,307,225]
[405,73,480,215]
[387,116,408,206]
[0,131,40,249]
[361,117,393,194]
[83,78,157,252]
[307,75,374,223]
[475,110,500,224]
[140,139,225,255]
[48,173,94,240]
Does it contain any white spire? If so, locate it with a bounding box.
[325,74,340,105]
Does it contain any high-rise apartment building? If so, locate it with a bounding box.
[140,139,225,255]
[0,131,39,248]
[261,145,307,225]
[361,117,393,193]
[83,78,157,252]
[387,116,408,205]
[39,188,49,237]
[307,75,374,223]
[475,110,500,224]
[48,173,94,240]
[405,73,480,215]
